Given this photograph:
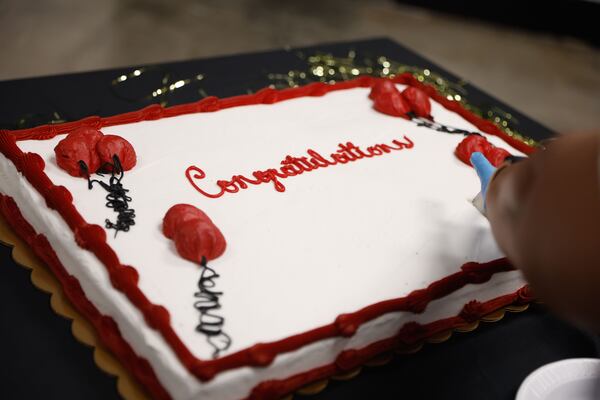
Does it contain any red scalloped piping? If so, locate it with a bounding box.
[247,287,528,400]
[0,76,535,384]
[1,188,529,400]
[0,194,171,400]
[1,74,536,156]
[390,76,536,155]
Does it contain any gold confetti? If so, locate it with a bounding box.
[268,51,537,147]
[110,67,207,106]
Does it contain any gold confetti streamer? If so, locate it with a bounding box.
[11,50,538,149]
[111,67,207,107]
[268,51,537,147]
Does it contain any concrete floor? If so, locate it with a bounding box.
[1,0,598,133]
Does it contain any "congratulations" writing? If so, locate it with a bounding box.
[186,135,414,199]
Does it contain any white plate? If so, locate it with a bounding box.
[516,358,600,400]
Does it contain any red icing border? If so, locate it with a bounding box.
[0,194,171,400]
[247,288,532,400]
[0,195,531,400]
[2,74,535,156]
[0,75,535,388]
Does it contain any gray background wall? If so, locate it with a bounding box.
[1,0,598,133]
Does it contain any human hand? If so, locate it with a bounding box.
[484,133,600,332]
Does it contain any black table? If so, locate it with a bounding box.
[0,38,596,400]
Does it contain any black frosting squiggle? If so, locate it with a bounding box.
[194,256,231,359]
[79,155,136,236]
[410,113,480,136]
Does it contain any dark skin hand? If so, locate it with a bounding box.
[486,132,600,332]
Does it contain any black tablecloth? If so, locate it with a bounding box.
[0,38,596,400]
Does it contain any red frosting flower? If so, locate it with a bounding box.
[368,79,398,100]
[163,204,226,262]
[173,219,227,263]
[369,80,432,120]
[455,135,492,166]
[96,135,137,172]
[162,204,210,239]
[455,134,513,167]
[485,146,511,167]
[54,127,103,177]
[401,86,432,119]
[54,127,137,177]
[373,91,411,119]
[459,300,485,323]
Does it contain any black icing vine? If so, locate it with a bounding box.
[194,256,231,359]
[409,112,481,137]
[79,155,136,236]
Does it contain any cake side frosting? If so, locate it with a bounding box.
[0,175,526,400]
[0,76,533,399]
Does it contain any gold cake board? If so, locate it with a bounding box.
[0,215,529,400]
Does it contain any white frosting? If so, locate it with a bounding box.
[1,85,526,400]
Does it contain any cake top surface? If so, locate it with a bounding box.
[15,81,524,361]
